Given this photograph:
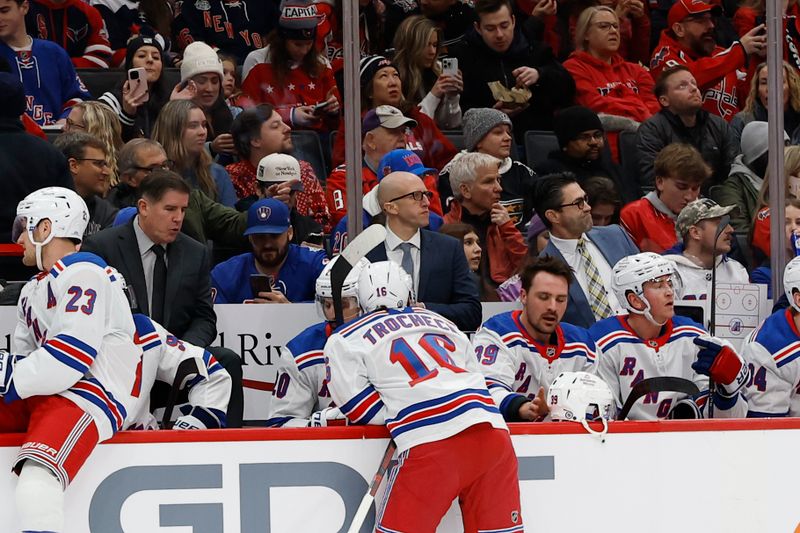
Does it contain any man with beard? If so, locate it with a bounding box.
[472,256,598,422]
[535,172,639,328]
[649,0,766,121]
[210,198,327,303]
[636,66,737,189]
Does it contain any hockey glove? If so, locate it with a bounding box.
[173,406,226,430]
[692,336,749,397]
[0,351,15,396]
[309,406,346,427]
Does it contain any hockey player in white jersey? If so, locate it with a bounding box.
[589,252,749,419]
[473,256,598,421]
[265,256,369,427]
[125,314,231,430]
[1,187,142,533]
[325,261,523,533]
[741,256,800,416]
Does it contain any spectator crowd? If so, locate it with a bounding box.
[4,0,800,426]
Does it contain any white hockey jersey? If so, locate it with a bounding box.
[10,253,142,441]
[266,321,335,427]
[740,308,800,417]
[472,311,597,421]
[590,315,748,419]
[324,307,507,454]
[124,314,231,430]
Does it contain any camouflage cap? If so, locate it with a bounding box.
[675,198,736,237]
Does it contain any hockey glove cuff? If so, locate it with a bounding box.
[693,336,748,397]
[309,406,346,427]
[0,351,15,397]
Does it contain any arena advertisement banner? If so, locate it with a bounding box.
[0,420,799,532]
[0,303,519,421]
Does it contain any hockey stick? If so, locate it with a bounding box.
[618,376,700,420]
[161,358,201,429]
[331,224,387,325]
[346,439,397,533]
[706,214,731,419]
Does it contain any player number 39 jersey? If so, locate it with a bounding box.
[324,307,506,453]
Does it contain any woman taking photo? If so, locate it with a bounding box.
[392,15,463,129]
[98,36,171,141]
[152,100,237,207]
[242,0,340,135]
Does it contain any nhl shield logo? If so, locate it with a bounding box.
[257,206,271,221]
[195,0,211,10]
[511,510,519,524]
[546,347,556,357]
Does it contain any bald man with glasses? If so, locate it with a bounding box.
[535,172,639,328]
[365,171,482,332]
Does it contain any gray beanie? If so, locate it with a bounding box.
[741,120,789,166]
[463,108,513,151]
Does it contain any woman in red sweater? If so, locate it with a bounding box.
[241,0,341,135]
[331,55,457,174]
[563,5,660,160]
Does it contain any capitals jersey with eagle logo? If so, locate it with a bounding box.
[124,314,231,430]
[266,321,336,427]
[10,253,141,442]
[471,310,597,420]
[324,307,506,454]
[590,315,748,419]
[740,308,800,417]
[649,30,748,121]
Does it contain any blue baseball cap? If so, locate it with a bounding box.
[244,198,291,236]
[377,149,436,181]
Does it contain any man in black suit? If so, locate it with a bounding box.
[81,171,244,427]
[366,171,482,332]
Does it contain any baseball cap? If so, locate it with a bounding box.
[378,149,436,180]
[675,198,735,236]
[244,198,291,236]
[256,153,304,192]
[362,105,417,135]
[668,0,722,27]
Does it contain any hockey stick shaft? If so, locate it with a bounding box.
[346,439,397,533]
[331,224,387,325]
[707,214,730,419]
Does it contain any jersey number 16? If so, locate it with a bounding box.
[389,333,465,387]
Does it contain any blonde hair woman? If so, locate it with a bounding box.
[64,101,123,188]
[750,146,800,259]
[152,100,237,206]
[731,61,800,150]
[392,15,462,129]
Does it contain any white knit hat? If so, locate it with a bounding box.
[181,41,224,82]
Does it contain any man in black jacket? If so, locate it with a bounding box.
[453,0,575,143]
[636,65,736,190]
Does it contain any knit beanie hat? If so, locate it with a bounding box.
[278,0,319,41]
[463,108,513,151]
[181,41,224,83]
[125,35,165,70]
[0,72,25,119]
[553,106,603,149]
[360,55,395,90]
[740,120,789,166]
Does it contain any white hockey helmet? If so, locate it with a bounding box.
[611,252,681,325]
[315,256,370,321]
[357,261,414,313]
[548,371,616,438]
[13,187,89,270]
[784,256,800,312]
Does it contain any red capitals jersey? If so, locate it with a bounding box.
[650,30,749,121]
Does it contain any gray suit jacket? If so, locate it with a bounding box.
[81,219,217,347]
[540,224,639,328]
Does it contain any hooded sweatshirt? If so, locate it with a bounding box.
[708,154,761,233]
[663,243,749,299]
[620,190,679,253]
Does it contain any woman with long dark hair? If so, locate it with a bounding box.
[98,36,171,141]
